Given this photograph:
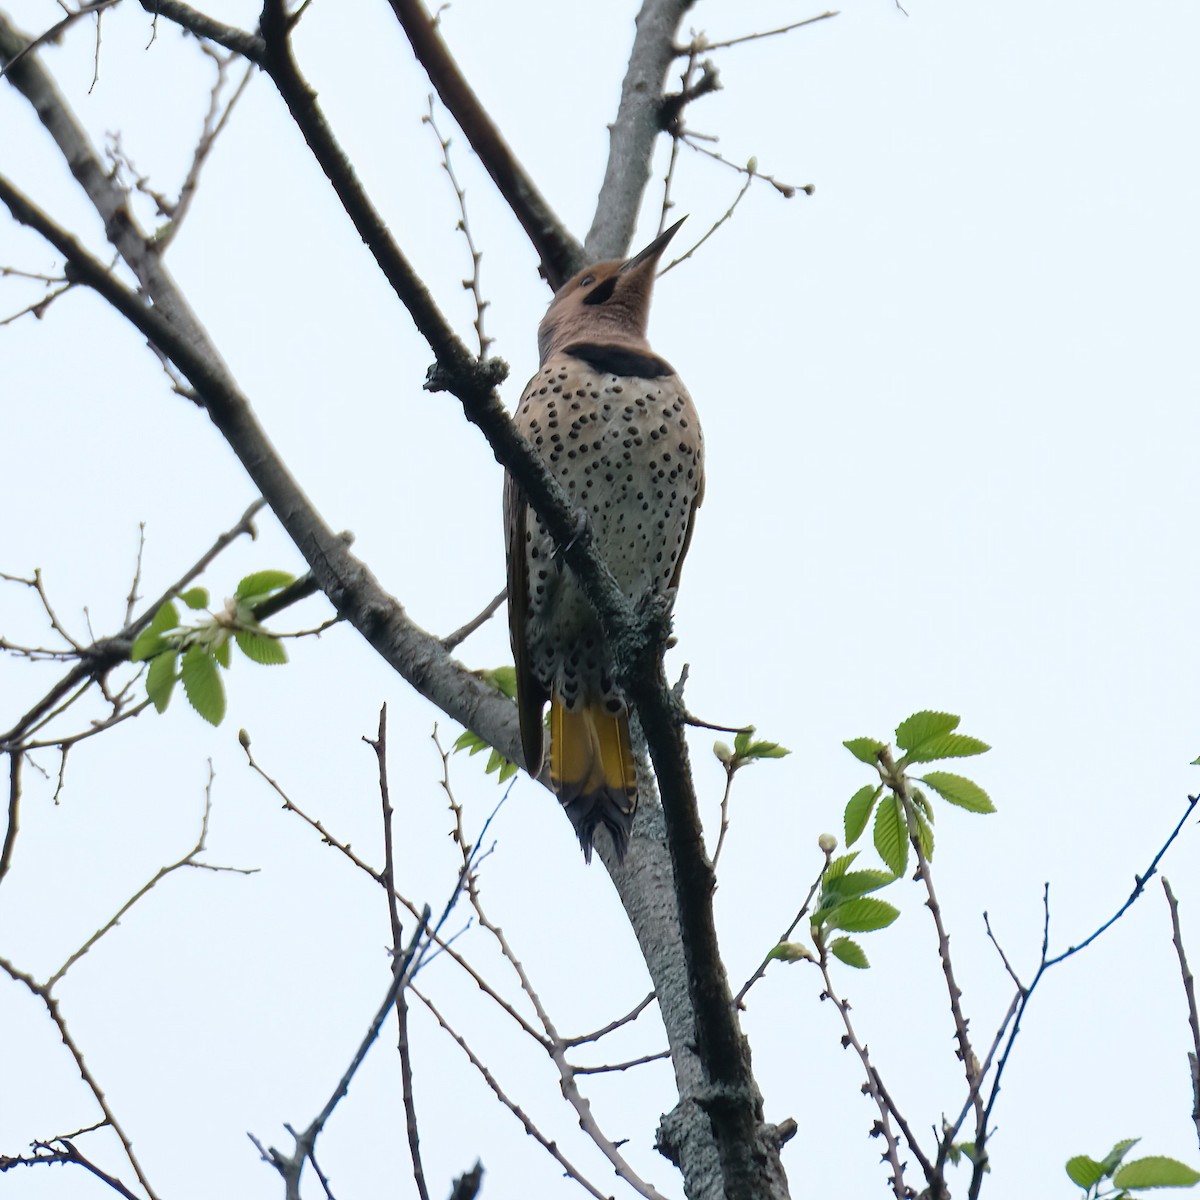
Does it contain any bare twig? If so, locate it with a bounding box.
[46,764,256,989]
[681,133,811,199]
[440,587,506,651]
[412,985,612,1200]
[365,705,432,1200]
[815,956,915,1198]
[385,0,581,285]
[710,758,737,870]
[571,1049,670,1074]
[1,752,21,887]
[563,991,656,1047]
[1163,878,1200,1152]
[691,12,839,53]
[423,97,493,358]
[0,0,119,81]
[735,860,826,1006]
[660,173,752,277]
[123,523,146,626]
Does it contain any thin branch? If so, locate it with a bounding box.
[46,764,256,989]
[0,956,160,1200]
[659,173,752,277]
[440,587,506,651]
[1163,877,1200,1153]
[0,0,119,81]
[1,752,21,887]
[815,956,915,1198]
[365,705,432,1200]
[423,96,493,359]
[411,985,612,1200]
[385,0,581,285]
[710,759,737,870]
[134,0,265,61]
[563,991,656,1047]
[571,1049,670,1074]
[692,11,839,53]
[735,859,826,1006]
[123,523,147,626]
[681,133,810,199]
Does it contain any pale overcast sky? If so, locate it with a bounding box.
[3,2,1200,1198]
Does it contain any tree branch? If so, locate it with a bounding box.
[384,0,582,286]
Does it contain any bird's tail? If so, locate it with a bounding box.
[549,696,637,863]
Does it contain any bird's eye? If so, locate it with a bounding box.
[579,274,595,288]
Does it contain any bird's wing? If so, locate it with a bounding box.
[503,468,549,778]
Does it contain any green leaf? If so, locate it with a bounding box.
[1114,1157,1200,1189]
[829,937,869,969]
[824,896,900,934]
[235,570,294,600]
[235,629,289,665]
[845,785,880,847]
[1066,1156,1107,1189]
[913,805,935,860]
[131,600,180,662]
[874,793,908,876]
[844,737,885,765]
[181,645,226,726]
[742,739,790,760]
[896,710,960,751]
[479,665,518,700]
[734,728,753,757]
[920,771,996,814]
[179,587,209,610]
[903,733,990,764]
[767,941,813,963]
[145,650,179,713]
[827,869,896,900]
[212,634,232,669]
[496,758,519,783]
[1103,1140,1143,1174]
[823,852,859,883]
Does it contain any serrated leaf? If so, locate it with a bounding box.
[131,600,180,661]
[767,941,812,963]
[896,710,960,751]
[825,896,900,934]
[921,771,996,814]
[903,733,990,764]
[1103,1140,1143,1174]
[823,852,859,883]
[1066,1156,1107,1189]
[874,793,908,875]
[453,729,482,753]
[179,587,209,610]
[844,737,885,765]
[212,634,232,669]
[496,758,519,783]
[829,937,870,969]
[1114,1157,1200,1189]
[145,650,179,714]
[845,784,880,847]
[235,569,294,600]
[830,869,896,898]
[235,629,289,665]
[181,645,226,726]
[912,790,935,821]
[913,805,935,860]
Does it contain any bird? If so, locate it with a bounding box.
[503,218,704,863]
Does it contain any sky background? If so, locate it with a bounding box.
[3,1,1200,1197]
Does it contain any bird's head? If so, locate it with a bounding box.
[537,218,685,365]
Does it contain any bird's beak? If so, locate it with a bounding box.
[619,217,686,275]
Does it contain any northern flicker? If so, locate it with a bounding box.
[503,218,704,862]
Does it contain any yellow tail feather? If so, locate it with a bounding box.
[549,697,637,861]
